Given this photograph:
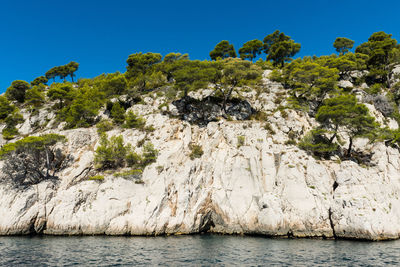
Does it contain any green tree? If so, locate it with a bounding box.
[333,37,355,55]
[45,67,58,81]
[238,39,263,61]
[5,80,30,103]
[316,94,377,156]
[123,110,146,129]
[163,52,189,63]
[45,62,79,82]
[31,76,48,86]
[209,40,237,61]
[61,85,104,128]
[0,96,15,120]
[173,60,216,97]
[66,61,79,82]
[94,134,127,169]
[25,86,45,107]
[299,128,339,158]
[263,30,301,67]
[110,102,125,124]
[126,52,163,93]
[356,31,398,68]
[283,59,339,110]
[323,53,368,79]
[212,58,261,111]
[355,31,400,86]
[142,142,158,166]
[126,52,162,79]
[103,73,127,96]
[0,134,67,186]
[47,83,73,108]
[2,110,24,140]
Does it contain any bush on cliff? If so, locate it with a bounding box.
[94,134,158,170]
[0,134,67,187]
[94,134,127,170]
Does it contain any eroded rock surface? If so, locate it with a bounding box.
[1,71,400,240]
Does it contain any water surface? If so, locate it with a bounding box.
[0,235,399,266]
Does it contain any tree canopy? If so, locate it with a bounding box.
[31,76,48,86]
[263,30,301,67]
[6,80,30,103]
[282,58,339,111]
[316,94,377,156]
[239,39,263,62]
[209,40,237,61]
[126,52,162,78]
[355,31,400,86]
[333,37,355,55]
[45,61,79,82]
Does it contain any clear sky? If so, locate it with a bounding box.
[1,0,399,92]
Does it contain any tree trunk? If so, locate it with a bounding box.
[329,132,337,143]
[329,124,339,143]
[347,137,353,157]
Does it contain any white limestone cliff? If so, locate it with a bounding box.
[0,71,400,240]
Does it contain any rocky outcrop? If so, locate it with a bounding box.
[1,71,400,240]
[0,112,399,240]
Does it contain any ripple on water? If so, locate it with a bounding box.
[0,235,399,266]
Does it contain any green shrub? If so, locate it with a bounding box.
[96,119,114,134]
[144,125,156,132]
[237,135,245,148]
[47,82,73,109]
[284,139,297,145]
[94,135,158,171]
[60,85,105,129]
[279,109,288,119]
[366,83,383,95]
[110,102,125,125]
[94,134,127,170]
[142,142,158,167]
[113,169,142,178]
[123,111,146,129]
[126,145,143,167]
[2,111,24,140]
[189,144,204,160]
[264,122,276,135]
[298,129,338,158]
[25,87,45,107]
[251,111,268,121]
[88,175,104,181]
[0,96,15,120]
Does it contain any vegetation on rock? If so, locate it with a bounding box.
[2,30,400,169]
[0,134,67,187]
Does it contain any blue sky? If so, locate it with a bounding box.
[1,0,399,92]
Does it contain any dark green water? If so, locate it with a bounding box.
[0,235,399,266]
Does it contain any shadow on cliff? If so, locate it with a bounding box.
[171,96,255,126]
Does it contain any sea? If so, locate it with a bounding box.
[0,234,399,266]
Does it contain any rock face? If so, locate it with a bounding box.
[1,71,400,240]
[0,115,399,240]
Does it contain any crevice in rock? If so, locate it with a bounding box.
[328,208,336,239]
[333,181,338,192]
[199,210,215,233]
[67,166,93,188]
[273,152,281,175]
[28,215,37,234]
[35,219,47,234]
